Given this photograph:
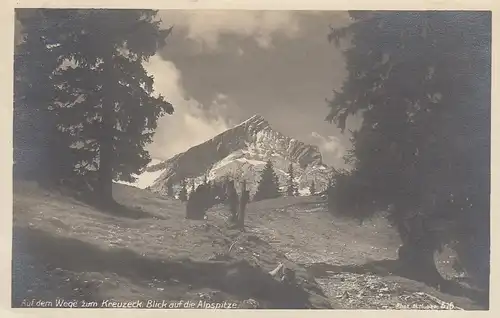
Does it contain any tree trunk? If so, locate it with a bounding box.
[228,189,239,223]
[98,125,114,206]
[97,53,115,207]
[237,206,245,229]
[398,241,445,288]
[394,211,445,287]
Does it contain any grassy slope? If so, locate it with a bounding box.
[12,181,485,309]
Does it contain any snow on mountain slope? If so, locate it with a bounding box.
[115,158,164,189]
[141,115,337,196]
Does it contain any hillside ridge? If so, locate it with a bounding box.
[12,181,483,309]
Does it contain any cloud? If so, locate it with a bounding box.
[144,55,232,159]
[159,10,302,50]
[310,132,345,159]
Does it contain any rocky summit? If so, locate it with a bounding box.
[134,115,337,196]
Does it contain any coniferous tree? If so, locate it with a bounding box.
[190,180,196,195]
[286,163,298,196]
[309,181,316,196]
[165,180,174,197]
[222,177,230,202]
[15,10,75,185]
[178,179,188,202]
[254,160,281,201]
[274,174,281,196]
[327,11,490,289]
[15,9,174,206]
[207,180,216,206]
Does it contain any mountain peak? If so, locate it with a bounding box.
[237,114,270,131]
[145,113,334,196]
[246,114,266,122]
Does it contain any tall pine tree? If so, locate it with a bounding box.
[254,160,281,201]
[14,9,73,184]
[286,163,298,196]
[165,180,174,197]
[15,9,174,206]
[309,181,316,196]
[178,179,188,202]
[190,180,196,194]
[326,11,490,289]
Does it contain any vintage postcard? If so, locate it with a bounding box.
[4,0,496,315]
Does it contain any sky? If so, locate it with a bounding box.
[15,10,362,169]
[145,10,361,168]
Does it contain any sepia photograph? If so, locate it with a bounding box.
[11,8,491,310]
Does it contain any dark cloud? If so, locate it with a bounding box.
[155,10,359,167]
